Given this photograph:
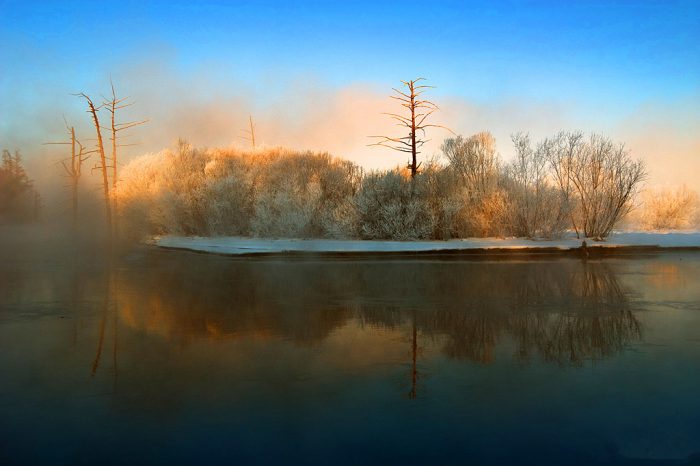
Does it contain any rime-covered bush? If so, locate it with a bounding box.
[115,140,210,236]
[355,170,435,240]
[543,132,646,239]
[419,163,463,239]
[116,130,646,241]
[502,133,569,238]
[115,142,361,238]
[441,133,510,237]
[636,186,699,230]
[250,151,361,238]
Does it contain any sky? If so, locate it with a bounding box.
[1,0,699,190]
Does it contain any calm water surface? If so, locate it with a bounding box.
[1,240,699,465]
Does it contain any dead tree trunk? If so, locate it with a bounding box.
[104,81,148,238]
[79,93,111,232]
[410,88,417,177]
[369,78,452,178]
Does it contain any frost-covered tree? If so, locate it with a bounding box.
[506,133,568,238]
[548,133,646,239]
[638,185,698,230]
[441,133,509,237]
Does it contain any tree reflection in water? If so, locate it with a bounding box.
[112,254,640,370]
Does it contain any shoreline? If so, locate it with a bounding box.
[153,232,700,258]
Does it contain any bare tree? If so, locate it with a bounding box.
[548,133,646,239]
[442,132,499,199]
[240,115,257,150]
[104,81,147,190]
[542,131,584,238]
[104,80,147,235]
[45,120,91,227]
[507,133,569,238]
[369,78,452,178]
[77,93,111,231]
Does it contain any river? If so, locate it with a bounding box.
[1,239,699,465]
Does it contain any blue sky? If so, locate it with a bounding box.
[1,0,699,186]
[3,0,698,102]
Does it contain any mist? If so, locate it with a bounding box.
[3,53,699,211]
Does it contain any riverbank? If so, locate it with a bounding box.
[153,231,700,257]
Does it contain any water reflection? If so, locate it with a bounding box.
[113,255,641,368]
[2,247,700,465]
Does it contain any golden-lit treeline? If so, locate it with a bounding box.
[21,74,697,239]
[113,129,675,240]
[114,141,362,239]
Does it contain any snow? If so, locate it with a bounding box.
[153,231,700,256]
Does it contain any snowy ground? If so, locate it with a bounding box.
[154,231,700,256]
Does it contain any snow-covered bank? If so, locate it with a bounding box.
[153,232,700,256]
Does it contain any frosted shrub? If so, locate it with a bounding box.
[251,178,321,237]
[249,151,361,238]
[355,171,435,240]
[115,142,208,236]
[419,165,462,239]
[319,199,358,239]
[117,142,362,239]
[544,132,646,239]
[441,133,510,238]
[201,176,253,235]
[464,188,510,237]
[505,134,568,238]
[638,185,699,230]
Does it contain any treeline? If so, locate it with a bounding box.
[116,131,651,240]
[0,149,39,223]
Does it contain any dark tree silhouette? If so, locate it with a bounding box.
[370,78,452,178]
[0,150,38,222]
[45,120,92,228]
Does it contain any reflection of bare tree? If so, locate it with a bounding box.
[358,261,641,366]
[409,318,418,399]
[90,302,106,377]
[91,268,120,378]
[507,262,641,365]
[511,309,641,366]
